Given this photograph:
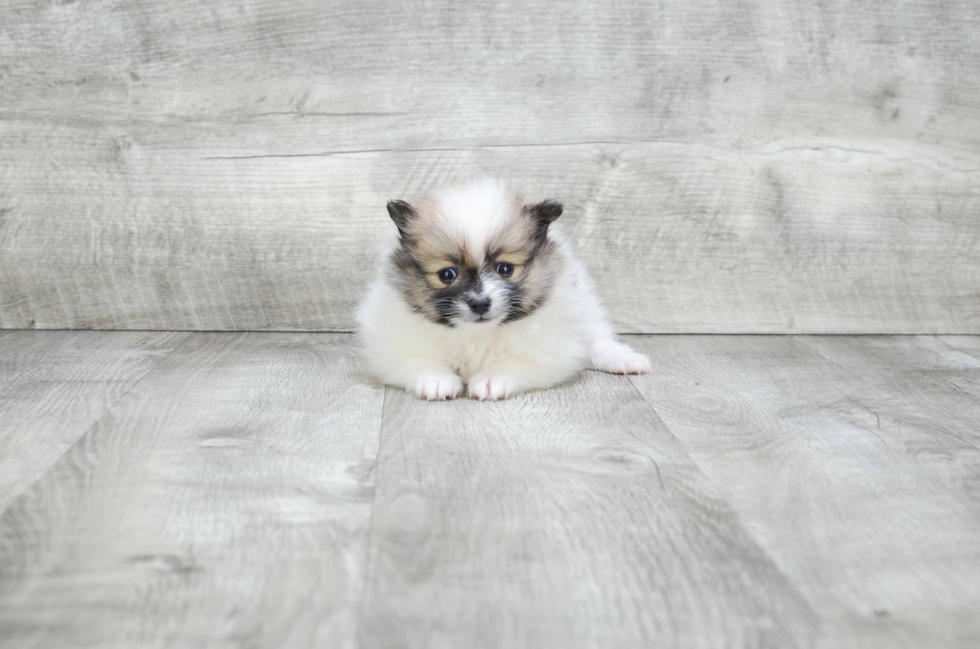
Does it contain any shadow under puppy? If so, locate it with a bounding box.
[357,177,650,401]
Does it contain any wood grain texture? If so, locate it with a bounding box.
[1,137,978,333]
[1,0,979,332]
[2,332,979,647]
[627,336,980,649]
[359,371,819,648]
[0,333,384,649]
[0,330,186,513]
[3,1,977,146]
[796,335,980,413]
[938,335,980,379]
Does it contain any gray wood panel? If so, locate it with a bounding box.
[0,330,186,513]
[359,371,819,648]
[3,331,980,647]
[796,335,980,411]
[1,136,978,333]
[939,336,980,374]
[1,0,979,332]
[0,333,384,649]
[627,336,980,649]
[3,1,976,147]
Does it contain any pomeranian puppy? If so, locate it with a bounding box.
[357,177,651,401]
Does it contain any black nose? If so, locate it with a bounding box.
[467,296,491,315]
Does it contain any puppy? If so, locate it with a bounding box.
[357,177,651,401]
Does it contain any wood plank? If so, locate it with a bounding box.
[0,333,384,649]
[0,330,186,513]
[1,0,979,333]
[1,134,977,333]
[359,370,819,648]
[627,336,980,649]
[795,334,980,410]
[939,335,980,372]
[1,1,978,148]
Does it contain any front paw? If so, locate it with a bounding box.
[412,374,463,401]
[467,374,519,401]
[593,348,652,375]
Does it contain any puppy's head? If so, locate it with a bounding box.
[385,178,563,327]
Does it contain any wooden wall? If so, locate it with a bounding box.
[1,0,978,332]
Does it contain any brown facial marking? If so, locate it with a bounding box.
[479,196,563,321]
[386,184,563,326]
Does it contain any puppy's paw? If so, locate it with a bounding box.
[592,345,652,375]
[412,374,463,401]
[467,374,519,401]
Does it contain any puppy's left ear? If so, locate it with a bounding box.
[524,200,563,235]
[387,200,418,238]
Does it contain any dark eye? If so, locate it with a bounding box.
[496,262,514,277]
[438,268,457,284]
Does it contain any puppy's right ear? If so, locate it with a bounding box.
[386,200,417,238]
[527,200,563,225]
[524,200,563,239]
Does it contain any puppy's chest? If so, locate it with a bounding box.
[442,331,512,378]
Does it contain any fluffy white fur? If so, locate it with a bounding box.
[357,178,650,401]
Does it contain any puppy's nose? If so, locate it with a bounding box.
[467,296,491,315]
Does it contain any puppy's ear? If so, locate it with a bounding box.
[524,200,563,236]
[386,200,417,238]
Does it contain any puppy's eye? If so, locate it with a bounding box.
[437,268,457,284]
[495,262,514,277]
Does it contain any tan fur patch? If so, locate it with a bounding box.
[482,194,538,284]
[492,256,526,281]
[402,196,466,289]
[389,181,562,324]
[424,268,456,289]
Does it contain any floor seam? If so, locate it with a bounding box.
[623,368,827,645]
[791,334,974,405]
[0,331,193,520]
[934,335,980,365]
[353,384,387,647]
[791,334,980,453]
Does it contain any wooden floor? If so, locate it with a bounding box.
[1,332,978,649]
